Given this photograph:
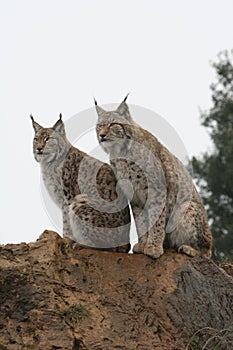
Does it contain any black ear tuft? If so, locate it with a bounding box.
[93,97,98,106]
[30,114,34,122]
[59,113,62,120]
[123,92,130,102]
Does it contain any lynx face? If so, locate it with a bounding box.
[96,99,133,155]
[31,115,68,164]
[96,119,129,154]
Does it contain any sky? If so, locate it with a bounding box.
[1,0,233,245]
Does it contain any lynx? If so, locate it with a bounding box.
[31,114,130,252]
[95,96,212,259]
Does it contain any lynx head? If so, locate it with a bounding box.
[31,114,69,163]
[95,95,134,155]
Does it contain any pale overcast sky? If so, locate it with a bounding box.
[1,0,233,244]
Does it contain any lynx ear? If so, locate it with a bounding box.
[30,115,42,133]
[94,97,106,118]
[116,93,130,116]
[53,114,66,135]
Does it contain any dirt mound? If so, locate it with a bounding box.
[0,230,232,349]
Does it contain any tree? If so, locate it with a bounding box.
[192,50,233,260]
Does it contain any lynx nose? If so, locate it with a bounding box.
[37,147,43,154]
[99,133,107,141]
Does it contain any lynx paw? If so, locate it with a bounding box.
[117,243,131,253]
[133,243,145,254]
[75,194,88,205]
[144,245,164,259]
[178,244,198,257]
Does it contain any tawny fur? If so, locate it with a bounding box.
[31,115,130,252]
[95,99,212,259]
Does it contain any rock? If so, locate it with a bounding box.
[0,230,232,350]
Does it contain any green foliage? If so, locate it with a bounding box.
[62,303,88,325]
[192,50,233,260]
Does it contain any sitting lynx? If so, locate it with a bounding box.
[31,114,130,252]
[95,97,212,259]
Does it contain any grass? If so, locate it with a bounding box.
[186,323,233,350]
[62,303,88,325]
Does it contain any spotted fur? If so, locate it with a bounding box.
[31,114,130,252]
[95,98,212,259]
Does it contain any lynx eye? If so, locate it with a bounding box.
[44,136,49,142]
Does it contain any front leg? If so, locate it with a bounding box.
[131,204,148,254]
[144,205,166,259]
[62,204,73,240]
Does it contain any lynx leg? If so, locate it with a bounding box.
[74,193,89,206]
[68,197,91,246]
[133,243,146,254]
[116,243,131,253]
[178,244,211,258]
[132,205,148,254]
[62,204,74,240]
[69,195,131,253]
[178,244,199,257]
[144,206,166,259]
[170,201,212,258]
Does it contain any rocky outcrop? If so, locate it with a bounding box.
[0,230,232,350]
